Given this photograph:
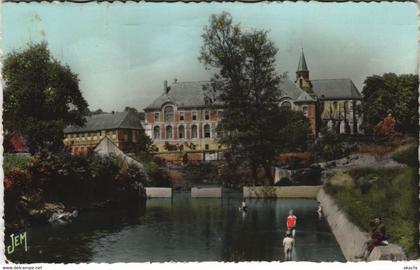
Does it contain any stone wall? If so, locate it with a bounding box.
[191,187,222,198]
[317,188,407,261]
[243,186,321,198]
[145,187,172,198]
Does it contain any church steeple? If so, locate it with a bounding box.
[296,49,309,81]
[295,49,313,93]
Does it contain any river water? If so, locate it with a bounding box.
[8,191,345,263]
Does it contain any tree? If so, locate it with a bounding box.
[362,73,418,134]
[199,12,307,183]
[124,106,145,121]
[3,43,89,153]
[90,109,106,115]
[124,106,138,113]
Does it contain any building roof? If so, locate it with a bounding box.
[144,81,223,110]
[279,79,315,102]
[144,81,226,111]
[145,79,316,110]
[64,111,143,133]
[295,91,316,103]
[311,79,362,100]
[4,132,29,153]
[95,136,146,170]
[297,50,309,72]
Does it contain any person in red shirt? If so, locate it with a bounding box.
[287,210,297,238]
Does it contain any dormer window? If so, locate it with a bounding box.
[281,101,292,111]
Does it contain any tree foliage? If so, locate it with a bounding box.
[199,12,308,182]
[362,73,418,134]
[3,43,89,153]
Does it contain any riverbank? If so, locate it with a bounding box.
[4,152,148,232]
[322,142,418,259]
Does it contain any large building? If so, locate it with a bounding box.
[143,51,363,159]
[64,111,144,155]
[144,80,225,158]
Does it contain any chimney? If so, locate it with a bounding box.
[164,80,169,94]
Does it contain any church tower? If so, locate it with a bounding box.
[295,49,312,93]
[294,49,318,138]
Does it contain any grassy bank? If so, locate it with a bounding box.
[325,143,419,258]
[3,154,32,175]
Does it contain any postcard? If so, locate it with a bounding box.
[2,1,418,266]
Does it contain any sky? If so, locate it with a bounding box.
[3,2,418,112]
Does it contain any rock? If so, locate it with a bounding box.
[48,210,78,225]
[44,202,65,213]
[367,244,407,261]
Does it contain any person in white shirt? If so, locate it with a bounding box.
[239,200,247,212]
[283,230,294,261]
[317,201,322,220]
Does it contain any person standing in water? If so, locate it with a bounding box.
[239,200,247,212]
[317,201,322,220]
[287,210,297,238]
[283,230,294,261]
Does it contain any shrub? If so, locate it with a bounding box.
[312,128,354,161]
[392,143,418,167]
[3,155,32,175]
[4,169,32,192]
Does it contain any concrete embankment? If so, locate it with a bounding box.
[317,188,407,261]
[243,186,321,198]
[145,187,172,198]
[191,187,222,198]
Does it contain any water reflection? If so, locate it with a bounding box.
[8,192,345,263]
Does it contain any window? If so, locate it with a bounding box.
[164,106,174,122]
[153,126,160,139]
[192,112,197,121]
[216,124,224,138]
[281,101,292,110]
[179,112,185,121]
[205,144,209,150]
[217,110,223,120]
[124,134,129,141]
[178,126,185,139]
[302,106,308,117]
[204,124,211,138]
[166,126,173,139]
[205,110,210,120]
[154,112,160,122]
[132,130,137,142]
[191,125,198,139]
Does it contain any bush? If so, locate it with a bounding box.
[312,128,355,161]
[392,143,418,167]
[5,152,147,207]
[3,155,32,175]
[326,167,419,258]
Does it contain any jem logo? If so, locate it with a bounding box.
[6,232,28,254]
